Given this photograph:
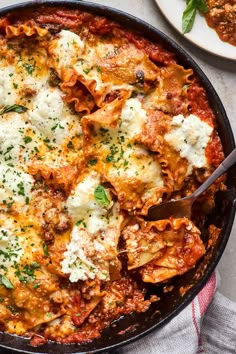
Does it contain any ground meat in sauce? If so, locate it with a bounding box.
[205,0,236,46]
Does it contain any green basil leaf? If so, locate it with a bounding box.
[94,185,111,208]
[182,0,197,34]
[0,104,28,115]
[0,274,14,289]
[196,0,208,13]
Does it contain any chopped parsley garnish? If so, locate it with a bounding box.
[7,305,18,315]
[106,155,114,162]
[43,243,49,257]
[4,145,14,155]
[17,182,25,196]
[67,141,74,149]
[83,67,92,74]
[23,62,35,75]
[23,262,40,276]
[76,219,84,226]
[33,282,40,289]
[0,274,14,289]
[15,262,41,284]
[23,136,32,144]
[88,159,97,166]
[51,123,64,131]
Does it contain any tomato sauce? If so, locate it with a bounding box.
[205,0,236,46]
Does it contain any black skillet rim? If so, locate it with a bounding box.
[0,1,235,353]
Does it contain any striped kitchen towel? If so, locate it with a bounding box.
[119,272,236,354]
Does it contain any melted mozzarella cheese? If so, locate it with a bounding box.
[0,66,17,106]
[0,165,34,205]
[164,114,213,174]
[0,114,35,206]
[0,113,45,171]
[50,30,132,100]
[0,226,24,268]
[52,30,84,69]
[120,98,147,138]
[74,52,132,94]
[0,48,49,109]
[0,114,28,167]
[109,145,163,186]
[94,98,163,187]
[62,172,119,282]
[66,171,110,234]
[23,74,48,93]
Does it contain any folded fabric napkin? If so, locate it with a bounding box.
[117,271,236,354]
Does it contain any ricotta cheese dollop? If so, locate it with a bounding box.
[62,172,119,282]
[164,114,213,174]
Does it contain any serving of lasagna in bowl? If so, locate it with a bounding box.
[0,1,235,353]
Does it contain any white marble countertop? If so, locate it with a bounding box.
[1,0,236,301]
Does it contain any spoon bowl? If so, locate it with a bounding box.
[147,147,236,221]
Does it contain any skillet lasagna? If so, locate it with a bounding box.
[0,6,225,346]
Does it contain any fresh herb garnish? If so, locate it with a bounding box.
[94,185,110,208]
[33,282,40,289]
[23,262,40,277]
[0,104,28,115]
[7,305,18,315]
[88,159,97,166]
[182,0,208,34]
[67,141,74,149]
[43,243,49,257]
[76,219,84,226]
[0,274,14,289]
[83,67,92,74]
[23,136,32,144]
[182,84,191,90]
[17,182,25,196]
[23,62,35,75]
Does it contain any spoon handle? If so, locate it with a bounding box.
[193,147,236,199]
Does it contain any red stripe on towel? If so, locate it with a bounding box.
[198,273,216,316]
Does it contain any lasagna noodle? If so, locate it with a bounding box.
[143,63,193,115]
[6,25,48,38]
[123,218,205,282]
[49,29,161,107]
[81,96,166,211]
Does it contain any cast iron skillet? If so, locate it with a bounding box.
[0,1,236,353]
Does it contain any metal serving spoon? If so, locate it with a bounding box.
[147,147,236,221]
